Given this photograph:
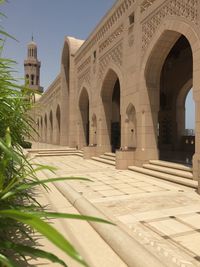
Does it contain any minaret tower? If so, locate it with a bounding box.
[24,36,43,93]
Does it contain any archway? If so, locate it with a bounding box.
[79,88,89,147]
[126,103,137,149]
[56,105,61,144]
[44,114,47,143]
[60,37,84,147]
[101,69,121,153]
[145,32,194,164]
[49,110,53,144]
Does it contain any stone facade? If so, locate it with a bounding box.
[31,0,200,189]
[24,38,43,93]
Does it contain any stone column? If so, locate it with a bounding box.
[97,103,112,155]
[136,109,159,166]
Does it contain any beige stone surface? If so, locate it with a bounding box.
[30,166,128,267]
[27,0,200,261]
[29,0,200,192]
[29,148,200,266]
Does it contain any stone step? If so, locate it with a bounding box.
[27,148,76,153]
[35,152,83,157]
[128,166,197,189]
[104,152,116,158]
[100,155,116,162]
[149,160,192,172]
[143,163,193,180]
[91,156,116,166]
[38,150,77,154]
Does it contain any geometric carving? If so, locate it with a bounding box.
[141,0,157,13]
[99,25,124,53]
[98,42,123,81]
[142,0,198,53]
[75,0,135,64]
[78,67,91,89]
[77,56,91,73]
[128,34,134,47]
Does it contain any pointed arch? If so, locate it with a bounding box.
[142,19,199,164]
[56,104,61,144]
[44,114,47,143]
[61,37,84,92]
[125,103,137,149]
[100,68,121,152]
[60,37,84,146]
[49,110,53,143]
[78,87,90,147]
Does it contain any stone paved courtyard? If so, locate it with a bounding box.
[29,143,200,267]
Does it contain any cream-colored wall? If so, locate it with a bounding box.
[33,0,200,185]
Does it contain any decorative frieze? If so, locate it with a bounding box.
[77,56,91,73]
[99,25,124,53]
[75,0,135,64]
[142,0,198,53]
[128,34,134,47]
[141,0,157,13]
[78,68,91,89]
[98,42,123,81]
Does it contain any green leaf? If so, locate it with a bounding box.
[0,138,22,164]
[0,253,19,267]
[32,163,58,173]
[0,241,68,267]
[17,177,91,190]
[0,210,88,266]
[0,29,18,41]
[31,211,115,225]
[5,127,11,147]
[1,177,92,200]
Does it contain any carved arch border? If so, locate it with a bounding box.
[99,62,124,100]
[141,18,200,100]
[77,82,92,108]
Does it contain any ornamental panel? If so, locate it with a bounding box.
[142,0,198,53]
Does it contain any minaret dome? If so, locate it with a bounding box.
[24,37,43,93]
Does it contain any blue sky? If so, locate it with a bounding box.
[1,0,116,88]
[0,0,195,129]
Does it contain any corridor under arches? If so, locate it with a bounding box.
[146,33,195,165]
[101,69,121,153]
[56,105,61,144]
[79,88,89,147]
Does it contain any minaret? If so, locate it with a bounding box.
[24,36,43,93]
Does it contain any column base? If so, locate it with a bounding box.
[96,145,112,156]
[116,149,135,170]
[83,146,97,159]
[134,148,159,167]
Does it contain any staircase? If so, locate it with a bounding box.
[128,160,197,189]
[92,152,116,166]
[27,148,83,157]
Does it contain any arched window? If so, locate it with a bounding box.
[31,74,34,85]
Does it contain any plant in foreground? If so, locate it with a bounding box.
[0,132,113,266]
[0,5,113,266]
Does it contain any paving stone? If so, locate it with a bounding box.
[30,151,200,266]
